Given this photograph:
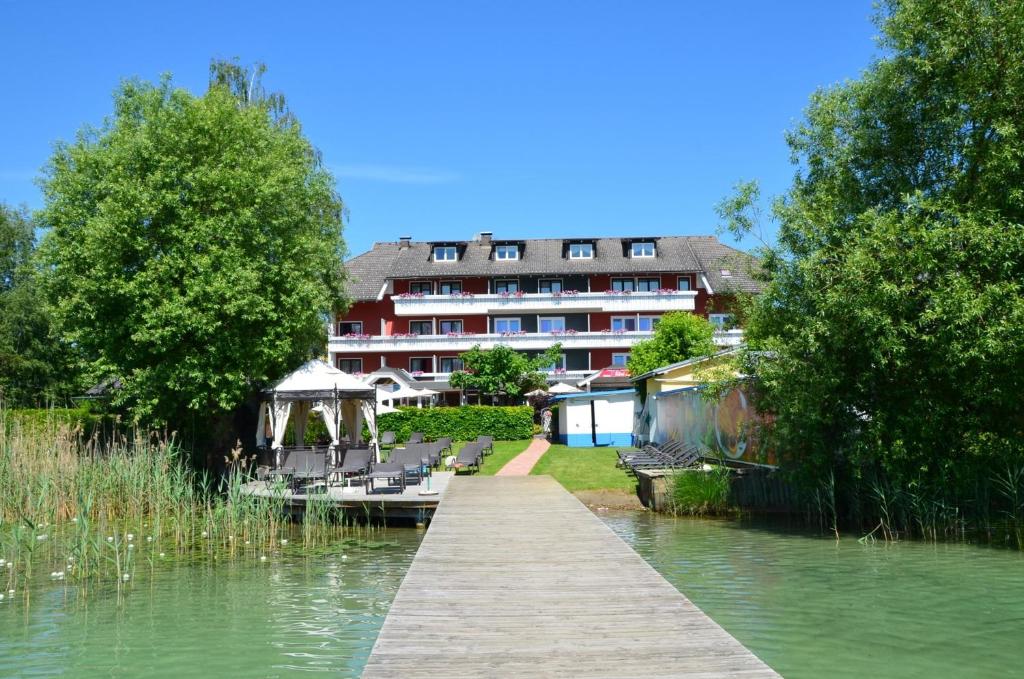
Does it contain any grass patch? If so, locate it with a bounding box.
[445,440,532,475]
[529,444,636,492]
[669,466,732,516]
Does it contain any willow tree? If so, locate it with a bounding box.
[38,64,346,432]
[720,0,1024,529]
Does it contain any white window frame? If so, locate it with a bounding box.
[494,317,522,334]
[538,279,563,293]
[433,245,458,262]
[539,316,566,333]
[677,276,691,291]
[439,280,462,295]
[637,315,660,332]
[409,357,433,374]
[611,277,635,292]
[709,313,734,329]
[540,353,568,371]
[569,243,594,259]
[631,241,655,258]
[611,316,637,332]
[611,353,629,367]
[438,319,464,334]
[408,280,433,294]
[409,319,434,335]
[494,279,519,294]
[337,321,363,335]
[336,358,363,373]
[439,356,464,373]
[495,244,519,261]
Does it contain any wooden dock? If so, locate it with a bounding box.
[362,476,780,678]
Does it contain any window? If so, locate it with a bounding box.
[538,279,562,293]
[438,319,463,334]
[569,243,593,259]
[540,353,567,371]
[638,316,660,331]
[433,246,458,262]
[631,241,655,258]
[336,358,363,373]
[720,269,732,278]
[637,277,660,292]
[409,320,433,335]
[495,244,519,260]
[611,353,629,367]
[337,321,363,335]
[408,281,432,295]
[439,357,464,373]
[439,280,462,295]
[409,357,432,373]
[677,276,691,291]
[539,317,565,333]
[611,278,635,292]
[494,279,519,294]
[709,313,735,329]
[494,318,522,333]
[611,316,637,331]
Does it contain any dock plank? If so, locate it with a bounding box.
[361,476,780,678]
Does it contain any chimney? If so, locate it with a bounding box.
[398,236,412,249]
[479,231,493,245]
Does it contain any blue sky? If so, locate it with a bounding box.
[0,1,879,256]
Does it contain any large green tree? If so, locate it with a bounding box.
[449,344,563,401]
[721,0,1024,528]
[0,204,82,406]
[38,65,346,427]
[626,312,715,377]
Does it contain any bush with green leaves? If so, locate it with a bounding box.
[626,311,715,377]
[376,406,534,442]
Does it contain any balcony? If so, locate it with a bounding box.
[390,290,697,316]
[329,329,743,353]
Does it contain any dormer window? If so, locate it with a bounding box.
[720,269,732,278]
[569,243,593,259]
[434,246,458,262]
[631,241,655,258]
[495,244,519,261]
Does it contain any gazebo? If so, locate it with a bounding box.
[257,360,380,464]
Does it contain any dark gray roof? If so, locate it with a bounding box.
[343,235,761,301]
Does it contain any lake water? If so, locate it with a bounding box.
[602,512,1024,678]
[3,514,1023,678]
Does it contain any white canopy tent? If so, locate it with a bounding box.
[257,360,380,463]
[547,382,583,394]
[378,384,439,409]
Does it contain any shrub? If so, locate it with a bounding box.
[669,467,733,516]
[376,405,533,442]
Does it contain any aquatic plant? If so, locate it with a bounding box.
[668,467,733,517]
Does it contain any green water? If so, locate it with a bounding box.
[3,516,1023,678]
[602,512,1024,678]
[0,528,423,678]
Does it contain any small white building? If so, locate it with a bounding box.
[553,389,639,447]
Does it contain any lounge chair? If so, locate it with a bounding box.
[435,437,453,455]
[625,442,704,473]
[329,447,372,486]
[476,435,494,455]
[407,432,425,444]
[451,442,483,473]
[380,431,397,449]
[288,447,329,490]
[364,459,411,493]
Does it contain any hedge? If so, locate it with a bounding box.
[376,405,533,442]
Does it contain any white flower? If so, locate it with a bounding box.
[7,589,12,594]
[0,559,5,566]
[341,555,348,560]
[259,555,267,561]
[245,541,250,546]
[36,534,47,541]
[107,536,114,542]
[159,552,165,557]
[67,556,74,562]
[127,544,135,550]
[126,533,134,541]
[201,531,208,538]
[146,536,153,543]
[122,573,130,581]
[71,517,78,523]
[280,539,288,545]
[5,563,12,569]
[0,594,4,601]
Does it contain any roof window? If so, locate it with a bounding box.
[434,246,458,262]
[569,243,594,259]
[495,244,519,261]
[631,241,655,258]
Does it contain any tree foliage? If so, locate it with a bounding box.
[0,204,83,406]
[449,344,563,399]
[38,66,346,426]
[721,0,1024,528]
[626,312,715,377]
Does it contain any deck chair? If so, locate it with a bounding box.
[380,431,397,449]
[407,431,425,444]
[451,442,483,473]
[290,447,328,490]
[364,459,410,493]
[476,435,494,455]
[329,447,372,486]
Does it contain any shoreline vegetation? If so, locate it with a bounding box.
[0,407,386,602]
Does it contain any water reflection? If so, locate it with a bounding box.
[602,512,1024,679]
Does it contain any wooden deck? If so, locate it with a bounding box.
[362,475,780,678]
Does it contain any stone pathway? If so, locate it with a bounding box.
[494,437,551,476]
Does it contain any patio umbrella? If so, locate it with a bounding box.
[547,382,582,394]
[376,402,399,415]
[524,388,548,397]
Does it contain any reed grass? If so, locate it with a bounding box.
[668,467,733,516]
[0,406,374,599]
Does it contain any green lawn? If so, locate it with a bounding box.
[449,439,532,475]
[529,444,637,492]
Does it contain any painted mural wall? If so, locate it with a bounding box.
[649,385,773,464]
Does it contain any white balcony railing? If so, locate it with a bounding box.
[330,329,743,353]
[409,370,594,383]
[390,290,697,316]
